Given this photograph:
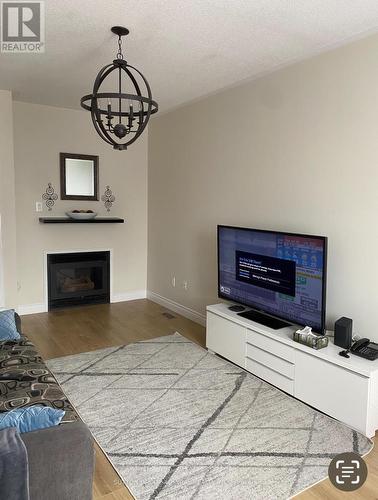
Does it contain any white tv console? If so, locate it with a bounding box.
[206,303,378,437]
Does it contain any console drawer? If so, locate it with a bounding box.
[245,357,294,395]
[206,312,246,367]
[246,330,294,362]
[246,343,294,379]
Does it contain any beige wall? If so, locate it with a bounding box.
[14,102,148,310]
[148,33,378,339]
[0,90,17,308]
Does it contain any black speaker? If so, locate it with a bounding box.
[334,317,353,349]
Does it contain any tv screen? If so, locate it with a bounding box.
[218,226,327,333]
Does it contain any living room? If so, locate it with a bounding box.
[1,1,378,499]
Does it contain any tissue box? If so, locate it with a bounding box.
[293,331,328,350]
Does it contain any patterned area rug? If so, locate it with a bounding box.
[47,333,373,500]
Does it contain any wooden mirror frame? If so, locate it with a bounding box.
[60,152,99,201]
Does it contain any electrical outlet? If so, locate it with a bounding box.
[171,276,176,287]
[36,201,43,212]
[183,280,188,290]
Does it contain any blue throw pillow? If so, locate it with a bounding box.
[0,406,65,433]
[0,309,20,341]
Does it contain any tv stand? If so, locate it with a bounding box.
[238,309,291,330]
[206,303,378,437]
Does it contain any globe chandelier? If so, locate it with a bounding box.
[80,26,158,150]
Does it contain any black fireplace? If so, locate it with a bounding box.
[47,251,110,310]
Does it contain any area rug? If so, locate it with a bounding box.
[46,333,373,500]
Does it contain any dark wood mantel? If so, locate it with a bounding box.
[39,217,124,224]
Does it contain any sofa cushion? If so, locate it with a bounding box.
[0,338,78,422]
[0,336,43,367]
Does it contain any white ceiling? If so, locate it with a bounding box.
[2,0,378,113]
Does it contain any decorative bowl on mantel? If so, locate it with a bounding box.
[66,210,98,220]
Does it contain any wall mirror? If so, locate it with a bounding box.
[60,153,99,200]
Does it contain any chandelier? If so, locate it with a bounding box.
[80,26,158,150]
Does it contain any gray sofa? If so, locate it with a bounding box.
[0,314,94,500]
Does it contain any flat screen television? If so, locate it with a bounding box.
[218,225,327,334]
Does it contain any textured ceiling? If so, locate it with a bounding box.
[1,0,378,113]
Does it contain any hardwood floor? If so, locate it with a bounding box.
[22,299,377,500]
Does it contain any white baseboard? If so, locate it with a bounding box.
[17,303,47,316]
[111,290,147,303]
[147,291,206,326]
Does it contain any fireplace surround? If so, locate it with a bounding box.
[47,251,110,310]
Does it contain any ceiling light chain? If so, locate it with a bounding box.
[116,34,123,60]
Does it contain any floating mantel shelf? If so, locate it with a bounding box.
[39,217,124,224]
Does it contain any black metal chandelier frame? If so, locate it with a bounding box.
[80,26,158,150]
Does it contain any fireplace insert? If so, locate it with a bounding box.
[47,251,110,310]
